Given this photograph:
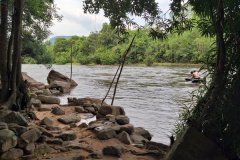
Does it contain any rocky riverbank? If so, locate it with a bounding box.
[0,70,169,160]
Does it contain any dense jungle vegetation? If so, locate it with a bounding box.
[22,23,213,65]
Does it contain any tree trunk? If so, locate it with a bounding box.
[8,0,25,109]
[0,0,9,102]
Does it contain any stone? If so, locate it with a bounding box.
[84,106,96,114]
[20,128,42,143]
[145,141,169,152]
[35,143,55,155]
[8,123,27,136]
[58,114,81,124]
[57,131,77,141]
[130,134,149,145]
[48,80,71,93]
[17,137,28,149]
[42,88,52,96]
[68,97,106,108]
[51,106,65,115]
[116,115,129,125]
[0,148,23,160]
[24,143,35,155]
[46,138,63,145]
[106,114,116,122]
[0,122,8,130]
[88,150,103,159]
[30,98,41,108]
[38,104,55,111]
[0,129,18,152]
[95,127,116,140]
[166,127,227,160]
[38,127,54,137]
[98,105,125,117]
[2,111,28,127]
[78,123,88,128]
[119,124,134,135]
[75,106,85,113]
[40,117,53,127]
[102,145,123,157]
[134,127,152,140]
[47,70,77,87]
[37,95,60,104]
[117,131,132,145]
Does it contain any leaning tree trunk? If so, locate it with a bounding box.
[0,0,9,103]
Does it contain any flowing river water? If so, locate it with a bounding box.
[22,64,201,145]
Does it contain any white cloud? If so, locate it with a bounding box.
[49,0,171,38]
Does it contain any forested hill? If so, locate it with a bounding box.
[22,23,213,65]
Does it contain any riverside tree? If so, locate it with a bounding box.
[0,0,60,109]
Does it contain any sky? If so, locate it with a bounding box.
[49,0,171,38]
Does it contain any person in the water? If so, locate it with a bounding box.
[190,70,200,79]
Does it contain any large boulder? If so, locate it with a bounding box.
[47,70,77,93]
[0,129,18,152]
[166,126,227,160]
[95,127,117,140]
[22,72,46,90]
[57,114,81,124]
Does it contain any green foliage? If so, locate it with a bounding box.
[22,56,37,64]
[45,23,213,65]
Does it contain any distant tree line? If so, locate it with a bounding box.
[22,23,213,65]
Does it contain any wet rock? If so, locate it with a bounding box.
[166,127,227,160]
[0,148,23,160]
[103,145,123,157]
[0,129,18,152]
[75,106,85,113]
[20,128,42,143]
[58,114,81,124]
[57,131,77,141]
[0,122,8,130]
[95,127,116,140]
[51,106,65,115]
[24,143,35,155]
[37,95,60,104]
[117,131,132,145]
[119,124,134,135]
[8,123,27,136]
[40,117,53,127]
[2,111,28,127]
[134,127,152,140]
[130,134,149,145]
[116,115,129,125]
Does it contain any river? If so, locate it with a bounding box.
[22,64,201,145]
